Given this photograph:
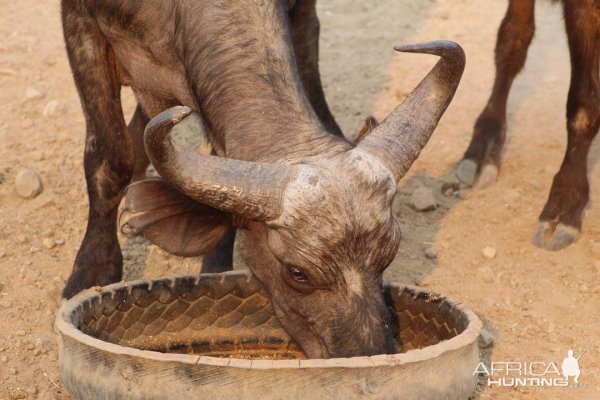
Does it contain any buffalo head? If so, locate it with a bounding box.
[122,41,465,358]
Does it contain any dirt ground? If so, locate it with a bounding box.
[0,0,599,399]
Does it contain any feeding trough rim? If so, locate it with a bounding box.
[55,271,482,370]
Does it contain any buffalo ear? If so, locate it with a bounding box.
[120,178,232,257]
[354,116,379,144]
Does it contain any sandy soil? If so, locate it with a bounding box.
[0,0,598,399]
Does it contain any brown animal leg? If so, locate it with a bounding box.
[289,0,343,137]
[533,1,600,250]
[457,0,535,187]
[62,2,133,298]
[129,104,150,181]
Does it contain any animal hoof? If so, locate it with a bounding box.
[531,222,579,250]
[532,221,552,248]
[546,223,579,250]
[476,164,498,189]
[456,159,478,186]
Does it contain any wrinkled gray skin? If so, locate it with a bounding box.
[61,0,465,358]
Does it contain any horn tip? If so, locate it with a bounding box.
[170,106,194,124]
[150,106,193,129]
[394,40,464,58]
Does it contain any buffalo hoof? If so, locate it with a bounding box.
[456,159,478,186]
[457,159,499,189]
[63,266,122,299]
[476,164,499,189]
[532,221,579,251]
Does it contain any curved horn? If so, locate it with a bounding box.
[144,106,299,221]
[357,41,465,181]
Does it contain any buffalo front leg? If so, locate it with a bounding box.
[62,3,133,298]
[457,0,535,188]
[289,0,343,137]
[532,1,600,250]
[129,104,151,181]
[200,227,236,273]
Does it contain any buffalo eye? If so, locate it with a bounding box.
[289,267,308,283]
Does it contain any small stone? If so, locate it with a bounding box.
[43,100,63,118]
[16,330,26,337]
[441,181,459,195]
[544,321,555,334]
[25,87,44,100]
[0,68,18,76]
[476,265,495,283]
[479,324,499,348]
[25,386,38,396]
[31,150,45,161]
[42,238,55,249]
[424,246,437,259]
[14,169,43,199]
[457,189,470,200]
[32,348,42,356]
[8,368,17,375]
[26,343,35,351]
[0,300,12,309]
[0,249,6,258]
[0,355,7,363]
[38,390,55,400]
[409,186,437,211]
[482,246,497,260]
[54,238,65,246]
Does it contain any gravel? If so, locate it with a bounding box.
[43,100,63,118]
[14,169,43,199]
[42,238,56,249]
[479,323,499,348]
[476,265,495,283]
[440,181,460,197]
[24,87,44,100]
[424,246,438,259]
[0,300,12,309]
[409,186,437,211]
[481,246,497,260]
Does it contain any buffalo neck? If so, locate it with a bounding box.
[179,0,350,164]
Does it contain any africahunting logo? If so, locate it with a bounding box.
[473,349,588,388]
